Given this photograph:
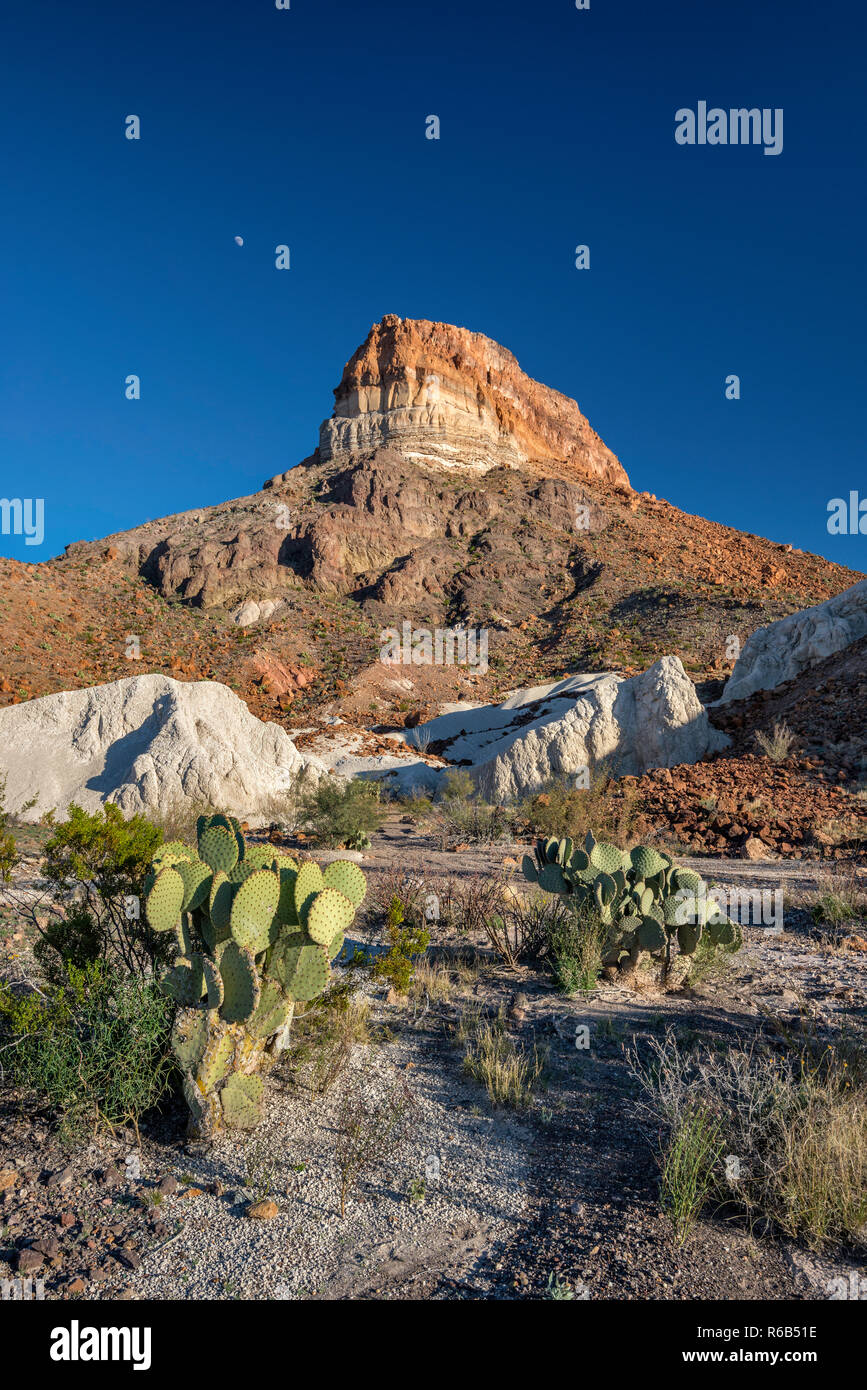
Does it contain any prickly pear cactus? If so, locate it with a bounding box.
[522,828,742,976]
[145,813,366,1136]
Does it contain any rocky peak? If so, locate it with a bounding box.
[317,315,631,490]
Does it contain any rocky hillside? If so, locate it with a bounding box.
[1,317,862,727]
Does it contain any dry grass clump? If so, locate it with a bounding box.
[459,1007,545,1109]
[754,720,796,763]
[628,1028,867,1251]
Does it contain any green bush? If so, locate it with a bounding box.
[435,770,512,846]
[0,774,18,884]
[37,803,166,979]
[297,778,385,849]
[0,961,174,1143]
[372,896,430,994]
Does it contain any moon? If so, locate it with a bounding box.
[234,236,244,247]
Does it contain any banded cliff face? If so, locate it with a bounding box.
[318,315,631,490]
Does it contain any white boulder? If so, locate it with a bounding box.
[0,675,326,825]
[719,577,867,704]
[407,656,728,802]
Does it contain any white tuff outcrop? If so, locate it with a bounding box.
[719,578,867,704]
[404,655,728,801]
[0,675,326,824]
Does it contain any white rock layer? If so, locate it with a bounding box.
[407,656,728,801]
[719,578,867,704]
[0,675,326,824]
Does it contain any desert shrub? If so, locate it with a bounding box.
[334,1067,417,1217]
[282,980,371,1097]
[483,884,571,969]
[658,1103,725,1245]
[365,866,503,942]
[0,774,18,884]
[629,1029,867,1251]
[809,871,867,931]
[36,803,166,980]
[434,770,513,847]
[523,764,639,847]
[0,961,174,1143]
[296,777,385,849]
[546,902,608,993]
[372,896,430,994]
[755,720,796,763]
[461,1010,545,1109]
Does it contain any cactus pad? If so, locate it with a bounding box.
[286,941,330,1002]
[249,978,291,1040]
[216,940,260,1023]
[178,857,213,913]
[538,863,567,894]
[198,1025,235,1092]
[220,1073,264,1130]
[230,869,281,954]
[145,865,185,933]
[294,861,325,923]
[171,1008,210,1070]
[160,955,204,1006]
[323,859,367,907]
[590,842,625,874]
[199,824,239,874]
[306,888,355,946]
[275,864,299,925]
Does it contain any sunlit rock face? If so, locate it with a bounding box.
[318,315,631,488]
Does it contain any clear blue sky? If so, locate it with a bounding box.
[1,0,864,569]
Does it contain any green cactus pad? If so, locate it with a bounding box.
[285,941,330,1002]
[153,840,195,868]
[663,895,685,926]
[209,871,235,933]
[198,824,240,874]
[521,854,539,883]
[306,888,356,946]
[249,978,291,1040]
[160,955,205,1006]
[595,872,618,907]
[322,859,367,907]
[145,865,186,933]
[294,861,325,924]
[175,913,194,957]
[216,940,260,1024]
[629,846,666,880]
[328,930,345,961]
[274,864,300,925]
[227,860,256,885]
[178,857,213,913]
[707,917,738,948]
[638,916,667,952]
[677,921,702,955]
[202,954,224,1009]
[268,931,305,990]
[243,844,279,870]
[171,1008,210,1070]
[538,863,567,894]
[220,1073,264,1130]
[229,869,281,954]
[590,842,625,874]
[198,1025,235,1092]
[671,867,703,894]
[569,847,591,872]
